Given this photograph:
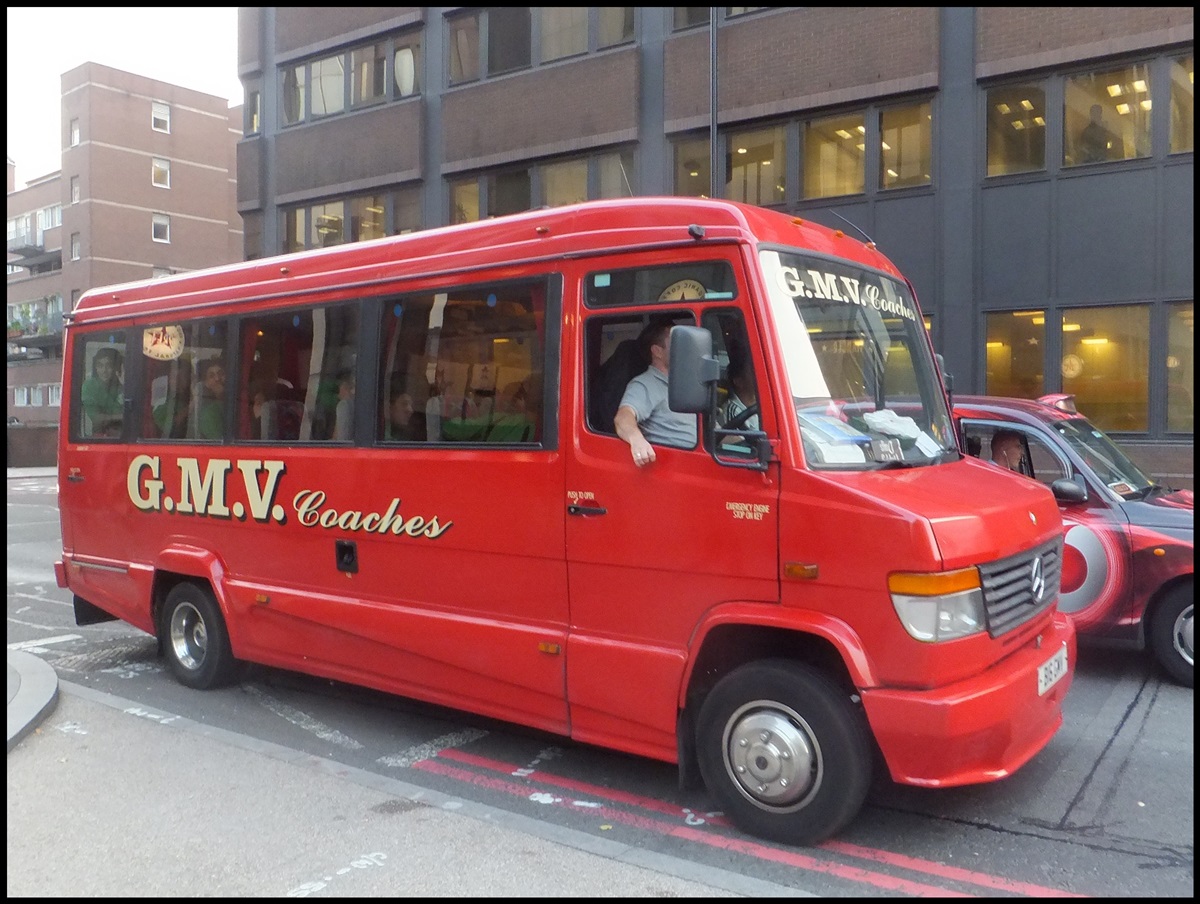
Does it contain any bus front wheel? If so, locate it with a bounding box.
[159,582,237,689]
[695,659,872,846]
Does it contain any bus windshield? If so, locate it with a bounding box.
[759,248,955,470]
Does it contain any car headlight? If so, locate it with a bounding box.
[889,567,986,642]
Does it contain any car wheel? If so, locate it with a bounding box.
[159,582,237,689]
[1149,583,1193,688]
[695,659,872,845]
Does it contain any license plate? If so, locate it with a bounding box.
[1037,643,1068,695]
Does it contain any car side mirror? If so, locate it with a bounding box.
[1051,477,1088,504]
[667,325,719,413]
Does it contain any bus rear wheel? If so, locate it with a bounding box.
[159,582,237,689]
[695,659,872,846]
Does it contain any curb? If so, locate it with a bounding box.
[7,652,60,752]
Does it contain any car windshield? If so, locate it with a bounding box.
[1051,417,1156,499]
[758,248,955,471]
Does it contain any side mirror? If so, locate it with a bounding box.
[936,353,955,398]
[1051,477,1088,504]
[668,325,719,413]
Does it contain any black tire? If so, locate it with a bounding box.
[1149,583,1193,688]
[695,659,872,846]
[159,582,237,689]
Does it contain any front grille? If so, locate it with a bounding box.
[978,537,1062,637]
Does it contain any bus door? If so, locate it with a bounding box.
[563,255,781,758]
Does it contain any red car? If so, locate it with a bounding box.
[954,394,1193,687]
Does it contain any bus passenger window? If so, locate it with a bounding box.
[77,340,125,440]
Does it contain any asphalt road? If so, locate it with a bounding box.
[7,471,1194,896]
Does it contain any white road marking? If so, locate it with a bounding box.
[7,633,82,650]
[376,728,488,768]
[244,685,364,750]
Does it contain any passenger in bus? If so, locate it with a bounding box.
[152,361,193,439]
[385,391,421,441]
[333,373,355,440]
[615,316,697,467]
[195,359,226,439]
[81,347,124,437]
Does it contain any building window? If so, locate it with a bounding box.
[349,194,386,243]
[311,201,346,248]
[1165,302,1194,434]
[804,113,865,198]
[450,178,480,224]
[448,13,480,85]
[673,136,711,198]
[151,102,170,133]
[14,386,31,407]
[392,187,422,235]
[1169,55,1194,155]
[880,101,932,189]
[673,8,710,29]
[488,8,532,76]
[311,55,346,117]
[246,91,261,135]
[283,208,306,252]
[1060,305,1150,433]
[598,8,635,48]
[70,232,81,261]
[282,65,306,125]
[597,150,635,198]
[985,83,1047,177]
[726,125,785,206]
[351,42,387,107]
[152,214,171,243]
[70,176,81,204]
[985,310,1046,399]
[543,159,589,207]
[394,38,420,97]
[71,289,81,310]
[541,7,587,62]
[488,169,532,217]
[152,157,170,188]
[69,118,80,146]
[47,383,62,407]
[1064,64,1151,167]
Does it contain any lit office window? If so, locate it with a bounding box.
[803,112,865,199]
[152,215,170,244]
[543,159,588,207]
[1064,64,1151,166]
[1062,305,1150,432]
[311,201,346,247]
[598,8,635,47]
[450,178,480,224]
[541,7,587,62]
[349,195,386,242]
[597,150,635,198]
[311,55,346,117]
[448,13,480,85]
[151,102,170,133]
[1169,55,1194,155]
[152,158,170,189]
[986,83,1047,176]
[880,101,932,189]
[351,43,387,107]
[673,136,711,197]
[726,125,785,206]
[282,65,306,125]
[984,310,1046,399]
[1166,302,1194,434]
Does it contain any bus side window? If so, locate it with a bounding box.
[75,338,125,440]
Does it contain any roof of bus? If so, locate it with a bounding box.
[71,196,904,323]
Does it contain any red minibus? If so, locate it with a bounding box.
[56,197,1074,845]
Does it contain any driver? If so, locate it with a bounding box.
[720,348,758,431]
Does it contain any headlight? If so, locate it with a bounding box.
[889,568,986,642]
